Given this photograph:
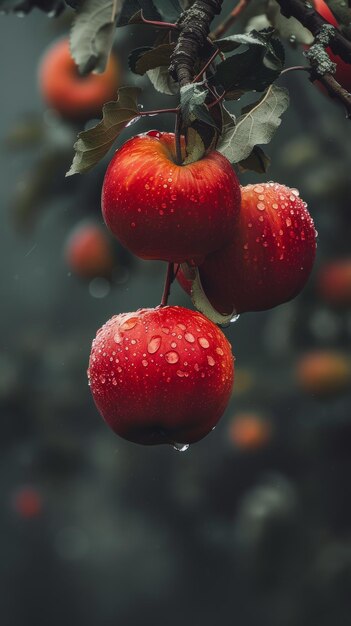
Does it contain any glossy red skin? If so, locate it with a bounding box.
[312,0,351,93]
[317,259,351,308]
[178,183,316,314]
[101,131,241,265]
[88,306,234,446]
[65,223,114,278]
[39,38,120,120]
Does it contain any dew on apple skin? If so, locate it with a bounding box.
[120,318,138,331]
[176,370,187,378]
[185,332,195,343]
[172,442,190,452]
[207,356,215,367]
[148,336,161,354]
[165,351,179,364]
[198,337,210,349]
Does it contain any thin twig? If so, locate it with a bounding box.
[193,47,221,82]
[138,10,179,31]
[280,65,311,75]
[140,107,178,116]
[161,263,175,306]
[210,0,251,40]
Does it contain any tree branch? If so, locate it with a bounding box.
[275,0,351,63]
[317,72,351,117]
[169,0,224,87]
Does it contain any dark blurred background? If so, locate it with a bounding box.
[1,3,351,625]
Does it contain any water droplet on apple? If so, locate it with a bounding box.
[185,333,195,343]
[198,338,209,348]
[121,318,138,331]
[176,370,186,377]
[165,351,179,364]
[148,336,161,354]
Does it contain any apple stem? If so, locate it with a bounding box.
[161,262,175,307]
[174,110,183,165]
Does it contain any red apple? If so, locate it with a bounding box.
[312,0,351,93]
[295,350,351,396]
[178,182,317,314]
[65,221,114,279]
[228,411,272,451]
[38,38,120,120]
[317,259,351,308]
[101,131,241,265]
[88,306,234,446]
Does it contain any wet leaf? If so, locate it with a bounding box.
[267,0,314,45]
[117,0,162,25]
[181,264,234,325]
[238,146,271,173]
[146,66,179,95]
[183,128,205,165]
[132,43,175,75]
[70,0,124,74]
[180,83,218,128]
[213,35,285,97]
[66,86,141,176]
[217,84,289,164]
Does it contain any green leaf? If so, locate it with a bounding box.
[181,264,234,325]
[146,66,179,95]
[215,29,276,52]
[217,84,289,164]
[183,128,206,165]
[238,146,271,173]
[128,46,152,72]
[213,35,285,97]
[70,0,124,74]
[180,83,218,129]
[266,0,314,45]
[117,1,162,26]
[66,86,141,176]
[134,43,175,75]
